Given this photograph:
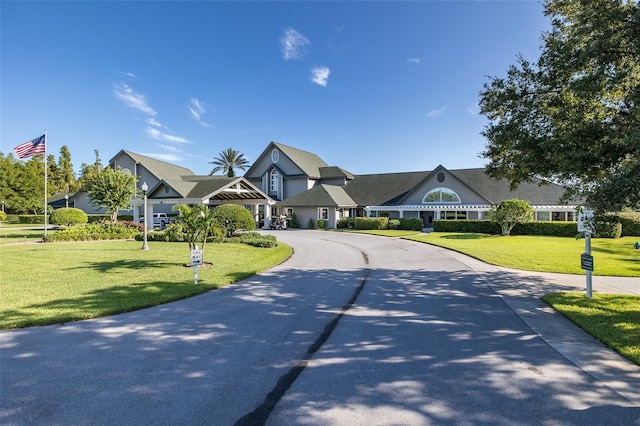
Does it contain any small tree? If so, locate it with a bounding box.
[169,204,222,251]
[210,204,256,236]
[487,199,534,236]
[86,167,137,222]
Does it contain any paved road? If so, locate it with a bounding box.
[1,230,638,425]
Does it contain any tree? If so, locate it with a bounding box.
[487,199,534,236]
[54,146,79,194]
[168,203,222,251]
[209,148,250,177]
[78,150,104,189]
[86,167,137,222]
[479,0,640,213]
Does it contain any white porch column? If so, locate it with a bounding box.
[262,201,272,229]
[399,210,404,218]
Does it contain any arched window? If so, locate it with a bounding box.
[422,187,461,203]
[270,169,279,193]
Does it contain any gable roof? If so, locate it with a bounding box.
[271,141,329,179]
[447,168,569,205]
[344,171,429,206]
[276,184,357,207]
[319,166,355,180]
[111,150,195,182]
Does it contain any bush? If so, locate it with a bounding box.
[388,219,400,230]
[18,215,46,224]
[50,208,88,226]
[337,218,354,229]
[398,218,424,231]
[354,217,388,230]
[224,232,278,248]
[434,220,501,234]
[609,212,640,236]
[211,204,256,235]
[593,218,623,238]
[512,221,577,237]
[288,212,299,229]
[44,223,139,242]
[317,219,326,230]
[0,211,6,222]
[307,218,315,229]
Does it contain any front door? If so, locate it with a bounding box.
[420,211,434,228]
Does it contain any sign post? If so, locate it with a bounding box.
[191,246,203,285]
[578,209,594,298]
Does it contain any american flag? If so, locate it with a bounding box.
[14,134,46,159]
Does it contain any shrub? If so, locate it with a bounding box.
[44,223,139,242]
[50,208,88,226]
[211,204,256,235]
[307,218,315,229]
[608,212,640,236]
[337,218,354,229]
[354,217,388,230]
[224,232,278,248]
[512,221,577,237]
[0,211,6,222]
[398,218,424,231]
[317,219,326,230]
[388,219,401,230]
[288,212,300,229]
[18,215,46,224]
[434,220,501,234]
[593,218,623,238]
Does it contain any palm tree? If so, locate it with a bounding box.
[209,148,250,177]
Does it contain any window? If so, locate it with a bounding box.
[284,208,294,217]
[271,148,279,163]
[318,208,329,220]
[270,169,279,193]
[423,187,461,203]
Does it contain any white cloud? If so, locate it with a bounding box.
[118,71,137,79]
[113,83,156,116]
[142,152,183,162]
[407,57,421,64]
[281,28,310,61]
[158,144,182,153]
[311,66,330,87]
[426,106,447,118]
[146,118,163,127]
[189,97,214,128]
[146,127,190,143]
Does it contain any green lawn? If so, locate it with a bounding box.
[404,232,640,277]
[0,228,49,244]
[0,240,292,329]
[542,293,640,365]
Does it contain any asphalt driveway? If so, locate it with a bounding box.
[1,230,638,425]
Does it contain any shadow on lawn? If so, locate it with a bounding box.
[439,233,493,240]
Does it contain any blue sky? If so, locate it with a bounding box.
[2,1,548,176]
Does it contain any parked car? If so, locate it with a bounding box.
[141,213,171,230]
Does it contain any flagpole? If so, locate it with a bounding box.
[43,129,48,240]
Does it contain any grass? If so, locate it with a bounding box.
[344,229,422,237]
[0,228,48,244]
[0,240,292,329]
[403,232,640,277]
[541,293,640,365]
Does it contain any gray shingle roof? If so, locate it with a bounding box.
[276,184,357,207]
[344,171,429,206]
[272,142,329,179]
[116,150,195,181]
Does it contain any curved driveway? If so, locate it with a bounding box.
[1,230,638,425]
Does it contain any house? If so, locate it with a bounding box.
[53,142,578,230]
[245,142,578,229]
[53,150,275,227]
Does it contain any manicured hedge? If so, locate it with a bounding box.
[609,212,640,236]
[434,220,501,234]
[50,208,88,225]
[44,223,139,241]
[18,215,46,224]
[511,221,577,237]
[134,230,278,248]
[354,217,388,230]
